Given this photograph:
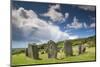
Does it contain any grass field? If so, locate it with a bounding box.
[12,46,96,66]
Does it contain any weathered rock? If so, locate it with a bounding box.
[47,40,57,58]
[25,48,28,56]
[78,44,86,54]
[26,43,39,59]
[64,40,73,56]
[78,45,82,54]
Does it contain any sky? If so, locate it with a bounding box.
[11,0,96,48]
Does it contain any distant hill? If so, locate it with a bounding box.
[57,35,96,47]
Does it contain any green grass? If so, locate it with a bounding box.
[12,47,96,66]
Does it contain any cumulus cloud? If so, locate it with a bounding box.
[78,5,96,11]
[66,17,88,29]
[89,16,95,28]
[41,4,65,22]
[66,17,83,29]
[90,23,95,28]
[49,4,60,9]
[12,7,70,43]
[65,13,69,19]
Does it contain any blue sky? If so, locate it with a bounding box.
[12,1,96,48]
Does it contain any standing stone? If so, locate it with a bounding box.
[82,45,86,53]
[26,43,39,59]
[25,48,28,56]
[78,44,86,54]
[78,45,82,54]
[64,40,73,56]
[47,40,57,58]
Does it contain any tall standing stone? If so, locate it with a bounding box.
[78,45,82,54]
[78,44,86,55]
[25,48,28,56]
[26,43,39,59]
[47,40,57,58]
[82,45,86,53]
[64,40,73,56]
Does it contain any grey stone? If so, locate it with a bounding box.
[25,48,28,56]
[64,40,73,56]
[26,43,39,59]
[78,45,82,54]
[78,44,86,54]
[47,40,57,58]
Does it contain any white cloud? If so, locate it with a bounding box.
[78,5,96,11]
[69,35,79,40]
[89,16,95,28]
[12,7,71,44]
[49,4,60,9]
[65,13,69,19]
[41,4,64,22]
[64,30,79,40]
[66,17,83,29]
[90,23,95,28]
[66,17,89,29]
[83,22,88,28]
